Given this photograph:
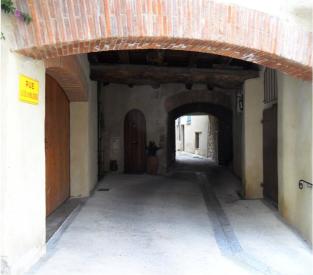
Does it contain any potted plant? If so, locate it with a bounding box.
[146,141,161,175]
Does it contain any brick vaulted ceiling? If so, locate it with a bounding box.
[12,0,312,80]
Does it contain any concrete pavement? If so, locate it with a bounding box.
[29,155,312,275]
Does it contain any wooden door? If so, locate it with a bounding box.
[218,120,233,165]
[45,74,70,216]
[124,109,146,173]
[263,105,278,204]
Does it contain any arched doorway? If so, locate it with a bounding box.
[124,109,146,173]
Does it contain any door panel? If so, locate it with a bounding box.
[124,109,146,173]
[218,120,233,165]
[263,105,278,204]
[45,74,70,216]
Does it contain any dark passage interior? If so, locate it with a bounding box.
[46,50,279,234]
[93,49,260,197]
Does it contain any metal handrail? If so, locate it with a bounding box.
[299,179,312,190]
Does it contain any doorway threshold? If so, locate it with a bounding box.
[46,198,83,242]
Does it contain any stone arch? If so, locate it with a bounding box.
[169,102,232,122]
[44,56,88,101]
[164,90,232,114]
[12,0,312,80]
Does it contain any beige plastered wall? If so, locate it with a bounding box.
[242,70,312,244]
[242,76,264,199]
[176,115,210,157]
[0,15,46,275]
[277,72,312,244]
[70,55,98,197]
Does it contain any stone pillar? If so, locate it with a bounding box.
[242,77,264,199]
[70,81,98,197]
[207,115,218,163]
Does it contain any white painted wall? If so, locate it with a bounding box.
[0,15,46,275]
[277,72,312,244]
[0,17,98,273]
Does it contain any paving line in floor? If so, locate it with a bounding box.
[196,172,280,275]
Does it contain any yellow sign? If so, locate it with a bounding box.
[19,75,39,104]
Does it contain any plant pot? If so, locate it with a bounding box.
[147,156,159,175]
[109,160,118,171]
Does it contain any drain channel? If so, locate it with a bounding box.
[97,188,110,191]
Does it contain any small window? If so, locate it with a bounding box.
[186,115,191,125]
[195,132,201,149]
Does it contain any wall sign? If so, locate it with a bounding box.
[19,75,39,104]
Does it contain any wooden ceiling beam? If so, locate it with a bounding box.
[188,52,198,67]
[146,51,165,65]
[88,53,99,63]
[90,64,259,88]
[118,51,130,63]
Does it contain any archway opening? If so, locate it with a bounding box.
[167,102,233,171]
[175,114,219,164]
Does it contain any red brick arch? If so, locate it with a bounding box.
[14,0,312,80]
[44,56,88,101]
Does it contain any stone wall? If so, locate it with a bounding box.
[207,116,219,162]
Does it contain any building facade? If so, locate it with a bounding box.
[175,115,218,161]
